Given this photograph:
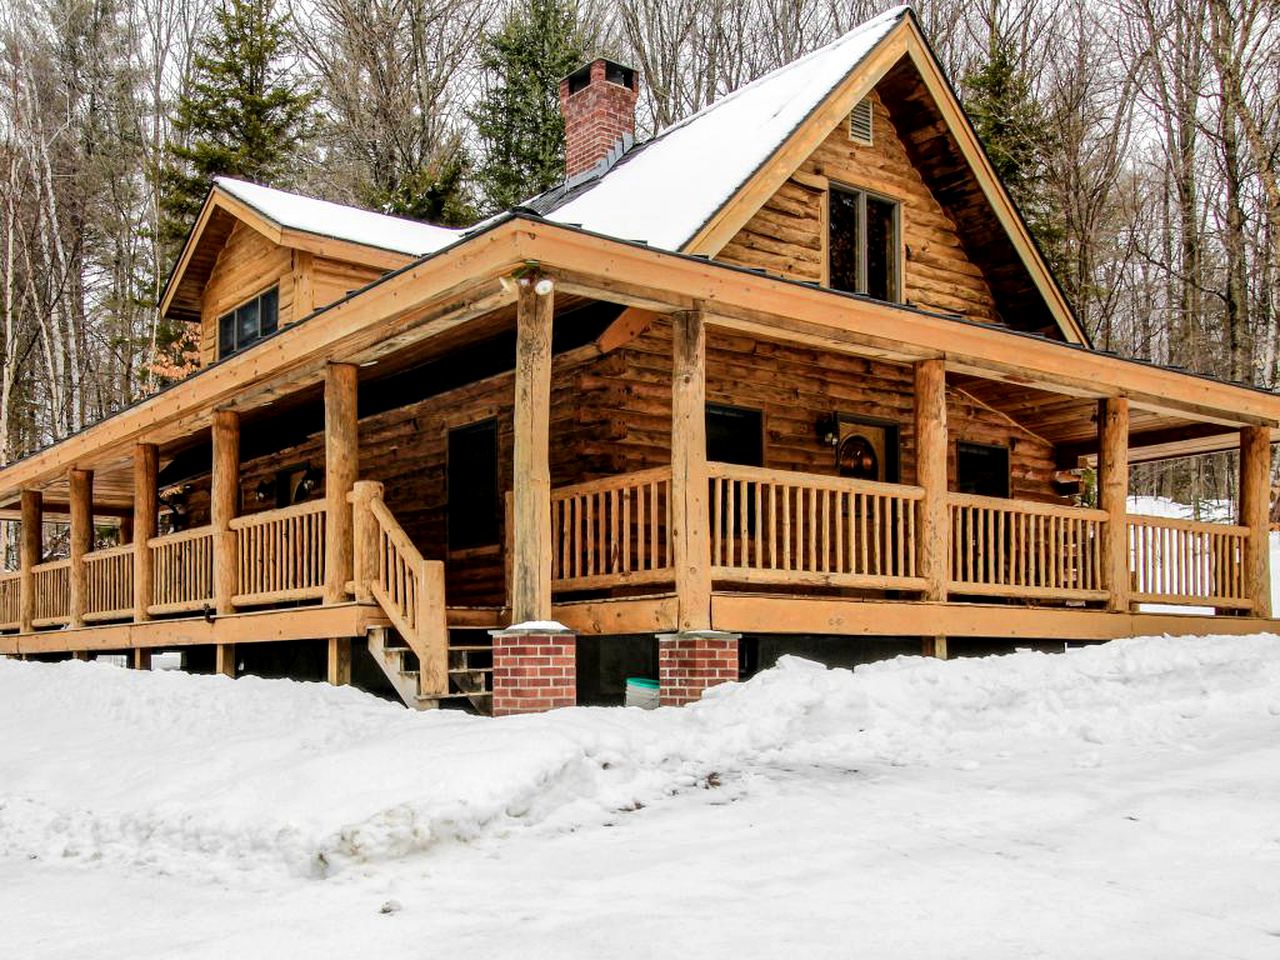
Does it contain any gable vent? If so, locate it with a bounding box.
[848,98,873,146]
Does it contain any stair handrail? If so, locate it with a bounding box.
[350,481,448,695]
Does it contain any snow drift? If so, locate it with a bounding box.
[2,634,1279,883]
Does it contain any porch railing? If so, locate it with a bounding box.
[84,544,135,622]
[230,500,326,606]
[0,571,20,629]
[1127,514,1250,609]
[149,526,215,615]
[32,558,71,626]
[708,463,924,589]
[551,467,674,591]
[948,493,1108,600]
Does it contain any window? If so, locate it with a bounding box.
[707,404,764,466]
[708,404,764,537]
[956,442,1010,498]
[828,185,900,302]
[218,286,279,359]
[848,98,873,146]
[447,419,499,550]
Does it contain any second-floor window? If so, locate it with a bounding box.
[829,185,900,302]
[218,286,279,360]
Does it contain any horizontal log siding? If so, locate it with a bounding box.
[717,89,1003,325]
[199,221,294,366]
[578,319,1062,502]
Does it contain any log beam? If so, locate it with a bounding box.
[327,637,352,686]
[672,309,712,632]
[211,410,240,616]
[1098,398,1130,613]
[511,274,554,623]
[324,363,359,605]
[215,643,236,678]
[133,444,158,622]
[1239,426,1272,618]
[914,359,948,601]
[19,489,41,634]
[68,469,93,628]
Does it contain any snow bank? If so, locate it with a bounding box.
[2,634,1279,882]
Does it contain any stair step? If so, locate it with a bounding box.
[449,666,493,675]
[448,645,493,652]
[416,691,493,702]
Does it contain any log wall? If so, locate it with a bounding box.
[717,89,1003,325]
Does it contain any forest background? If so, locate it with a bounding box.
[1,0,1277,506]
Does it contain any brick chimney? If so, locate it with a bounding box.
[559,59,638,180]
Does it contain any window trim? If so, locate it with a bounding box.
[824,182,904,303]
[216,285,280,360]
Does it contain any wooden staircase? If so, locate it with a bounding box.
[350,481,492,713]
[366,626,493,712]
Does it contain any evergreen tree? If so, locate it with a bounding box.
[160,0,314,259]
[962,35,1063,265]
[369,151,478,228]
[469,0,589,213]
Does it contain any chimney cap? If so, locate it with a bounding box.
[561,58,638,96]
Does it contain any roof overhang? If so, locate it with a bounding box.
[3,215,1278,506]
[159,185,416,324]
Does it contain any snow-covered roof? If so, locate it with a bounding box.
[214,177,464,258]
[539,6,908,250]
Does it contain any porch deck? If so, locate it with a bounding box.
[0,461,1264,662]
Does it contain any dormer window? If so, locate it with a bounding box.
[828,184,900,303]
[217,286,279,360]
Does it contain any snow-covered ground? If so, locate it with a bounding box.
[3,636,1280,958]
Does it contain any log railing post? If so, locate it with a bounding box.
[1239,425,1272,617]
[913,358,948,602]
[133,443,158,622]
[511,273,554,624]
[68,468,93,628]
[672,308,711,633]
[324,362,359,605]
[1098,397,1130,612]
[349,479,384,603]
[19,489,41,633]
[211,409,240,616]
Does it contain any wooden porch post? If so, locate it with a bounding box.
[211,410,240,617]
[19,489,42,633]
[1239,425,1272,618]
[1098,397,1130,613]
[913,359,948,603]
[511,274,554,624]
[133,444,158,622]
[68,469,93,628]
[672,309,711,633]
[324,363,359,605]
[349,479,383,603]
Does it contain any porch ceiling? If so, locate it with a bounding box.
[1,216,1278,508]
[951,376,1253,466]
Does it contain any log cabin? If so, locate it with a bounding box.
[1,6,1277,714]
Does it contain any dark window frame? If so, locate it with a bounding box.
[955,440,1011,499]
[217,286,279,360]
[706,403,765,467]
[827,183,902,303]
[447,418,501,552]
